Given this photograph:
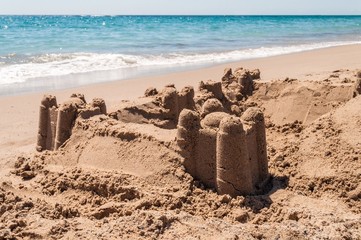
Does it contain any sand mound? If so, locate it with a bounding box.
[251,77,355,125]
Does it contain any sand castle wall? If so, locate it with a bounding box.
[115,85,196,128]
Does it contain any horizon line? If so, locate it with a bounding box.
[1,14,361,17]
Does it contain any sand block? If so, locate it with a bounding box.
[116,85,195,129]
[177,99,269,196]
[242,121,259,186]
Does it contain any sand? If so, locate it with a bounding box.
[0,44,361,239]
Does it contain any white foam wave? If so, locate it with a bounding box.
[1,41,360,85]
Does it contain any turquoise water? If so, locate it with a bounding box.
[1,15,361,94]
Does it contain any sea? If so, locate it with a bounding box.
[1,15,361,95]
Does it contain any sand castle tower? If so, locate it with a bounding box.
[354,71,361,97]
[160,85,195,121]
[36,95,58,151]
[177,107,269,197]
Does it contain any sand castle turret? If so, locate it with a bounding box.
[36,95,58,152]
[178,86,195,114]
[161,85,195,121]
[354,72,361,97]
[54,99,81,150]
[36,94,107,151]
[216,117,253,196]
[177,109,200,176]
[161,86,179,120]
[177,106,269,197]
[195,112,229,188]
[241,107,269,188]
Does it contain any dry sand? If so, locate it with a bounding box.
[0,44,361,239]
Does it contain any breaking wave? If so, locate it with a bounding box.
[1,40,360,85]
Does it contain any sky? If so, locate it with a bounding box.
[1,0,361,15]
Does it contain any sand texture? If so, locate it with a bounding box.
[0,45,361,239]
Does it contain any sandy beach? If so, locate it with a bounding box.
[0,44,361,239]
[1,44,361,164]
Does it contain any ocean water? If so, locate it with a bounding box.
[1,15,361,95]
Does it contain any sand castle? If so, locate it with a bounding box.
[36,94,107,151]
[36,67,269,196]
[35,67,361,197]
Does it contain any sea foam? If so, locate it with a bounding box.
[0,41,360,85]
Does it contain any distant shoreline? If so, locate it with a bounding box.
[1,43,361,100]
[1,43,361,97]
[0,42,361,96]
[1,14,361,16]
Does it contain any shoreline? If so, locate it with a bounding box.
[1,43,361,99]
[0,44,361,165]
[1,42,361,97]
